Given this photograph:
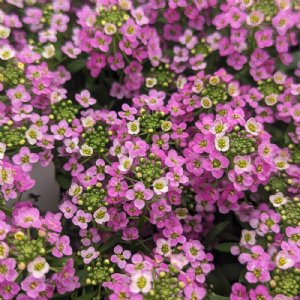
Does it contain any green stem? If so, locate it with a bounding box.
[0,203,12,216]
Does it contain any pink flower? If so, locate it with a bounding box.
[52,236,72,258]
[184,285,206,300]
[0,258,18,283]
[111,245,131,269]
[182,240,205,262]
[13,207,42,229]
[75,90,96,108]
[249,285,272,300]
[72,210,92,229]
[80,246,99,264]
[0,281,20,300]
[12,147,39,172]
[108,53,125,71]
[126,182,153,209]
[227,7,246,29]
[92,30,112,52]
[21,275,46,298]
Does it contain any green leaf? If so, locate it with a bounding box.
[208,293,229,300]
[99,233,122,253]
[204,221,230,247]
[214,242,237,253]
[221,263,243,282]
[77,291,98,300]
[77,269,88,285]
[67,59,86,73]
[52,294,71,300]
[56,173,71,190]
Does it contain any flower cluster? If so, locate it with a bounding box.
[0,202,79,300]
[0,0,299,299]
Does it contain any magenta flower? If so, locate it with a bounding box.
[126,182,153,209]
[230,283,249,300]
[0,258,18,283]
[184,286,206,300]
[255,29,274,49]
[0,280,20,300]
[21,275,46,298]
[108,53,125,71]
[51,259,80,294]
[0,220,10,241]
[122,227,139,241]
[249,285,272,300]
[228,170,254,191]
[203,153,229,179]
[52,235,73,258]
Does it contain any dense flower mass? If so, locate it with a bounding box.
[0,0,300,299]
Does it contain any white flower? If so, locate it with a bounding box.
[273,71,286,84]
[156,238,172,257]
[210,120,227,136]
[201,97,212,109]
[42,44,55,59]
[69,183,83,197]
[0,45,15,60]
[269,192,288,207]
[215,136,230,152]
[25,125,42,145]
[104,23,117,35]
[27,257,50,279]
[153,177,168,195]
[0,143,6,160]
[265,93,278,106]
[0,242,9,259]
[240,230,256,246]
[93,207,110,224]
[82,116,95,128]
[176,75,187,89]
[170,253,189,270]
[145,77,157,88]
[119,0,132,10]
[274,156,289,170]
[0,25,11,39]
[275,251,294,270]
[228,82,240,97]
[127,120,140,135]
[80,144,93,157]
[192,79,203,94]
[118,155,133,173]
[130,272,152,294]
[245,118,262,136]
